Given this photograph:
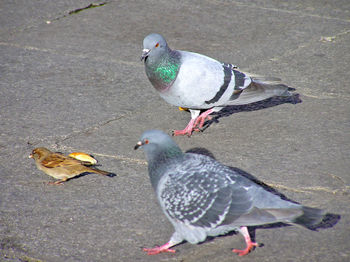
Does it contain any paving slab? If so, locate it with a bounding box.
[1,0,349,261]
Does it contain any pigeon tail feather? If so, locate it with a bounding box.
[292,206,325,228]
[228,80,293,105]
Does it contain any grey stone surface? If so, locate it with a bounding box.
[0,0,349,261]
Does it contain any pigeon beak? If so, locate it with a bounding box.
[134,141,143,150]
[140,48,150,61]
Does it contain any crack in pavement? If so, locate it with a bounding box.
[247,28,350,71]
[75,152,350,196]
[298,90,350,100]
[68,2,107,15]
[56,112,136,144]
[24,111,138,149]
[0,41,142,68]
[3,28,349,77]
[46,1,108,24]
[266,182,350,196]
[1,2,110,36]
[93,153,147,165]
[32,132,349,196]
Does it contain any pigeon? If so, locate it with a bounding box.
[134,130,325,256]
[29,147,113,185]
[141,34,294,136]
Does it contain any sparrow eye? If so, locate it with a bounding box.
[155,43,159,48]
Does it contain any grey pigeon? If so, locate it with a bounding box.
[141,34,294,136]
[135,130,325,256]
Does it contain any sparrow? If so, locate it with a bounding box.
[29,147,113,185]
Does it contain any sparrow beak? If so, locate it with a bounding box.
[140,48,150,61]
[29,154,33,158]
[134,141,143,150]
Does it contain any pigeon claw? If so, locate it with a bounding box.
[172,129,193,137]
[172,118,196,136]
[232,241,258,256]
[143,246,176,255]
[233,226,259,256]
[173,109,214,136]
[194,109,214,129]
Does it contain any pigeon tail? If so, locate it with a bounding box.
[251,75,295,97]
[228,80,293,106]
[249,80,291,97]
[292,206,325,228]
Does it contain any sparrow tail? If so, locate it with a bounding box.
[88,168,112,176]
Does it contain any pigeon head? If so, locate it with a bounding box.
[135,130,183,163]
[141,34,181,92]
[141,33,169,62]
[135,130,183,189]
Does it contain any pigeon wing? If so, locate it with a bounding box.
[158,154,254,229]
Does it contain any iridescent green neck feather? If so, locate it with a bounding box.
[145,50,181,92]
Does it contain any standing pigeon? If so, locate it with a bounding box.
[141,34,294,136]
[134,130,324,256]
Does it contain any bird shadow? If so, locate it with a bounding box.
[185,147,341,246]
[65,171,117,184]
[199,93,302,131]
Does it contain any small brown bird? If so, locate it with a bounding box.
[29,147,112,185]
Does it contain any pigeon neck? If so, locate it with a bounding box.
[146,146,183,190]
[145,49,181,92]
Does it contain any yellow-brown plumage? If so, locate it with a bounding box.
[29,147,111,185]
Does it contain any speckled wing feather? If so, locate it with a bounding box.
[158,154,254,229]
[158,153,307,231]
[41,153,70,168]
[41,153,88,168]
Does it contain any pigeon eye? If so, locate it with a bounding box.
[155,43,159,48]
[144,139,149,144]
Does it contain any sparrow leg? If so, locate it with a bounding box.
[48,177,68,185]
[193,109,214,129]
[232,226,258,256]
[143,241,176,255]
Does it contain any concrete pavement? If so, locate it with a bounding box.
[1,0,349,261]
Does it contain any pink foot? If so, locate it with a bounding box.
[173,118,197,136]
[232,241,258,256]
[232,227,258,256]
[143,242,176,255]
[173,109,214,136]
[194,109,214,129]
